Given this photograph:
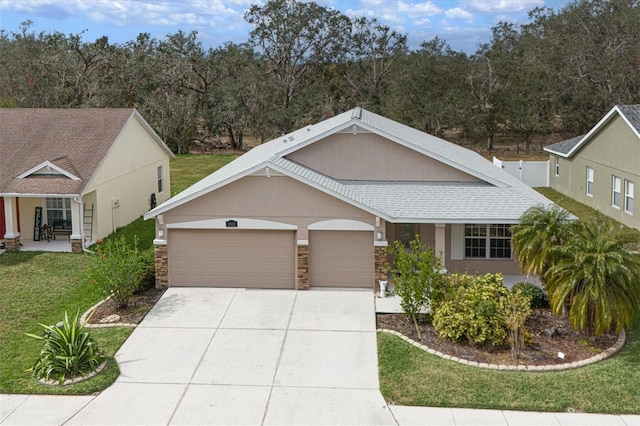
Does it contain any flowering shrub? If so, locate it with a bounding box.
[84,236,145,308]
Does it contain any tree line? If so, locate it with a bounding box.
[1,0,638,154]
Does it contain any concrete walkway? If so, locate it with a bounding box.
[1,288,639,425]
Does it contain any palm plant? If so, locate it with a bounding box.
[26,311,104,384]
[511,205,572,283]
[545,219,640,336]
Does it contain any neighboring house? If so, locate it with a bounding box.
[145,108,554,290]
[1,108,174,252]
[544,105,639,230]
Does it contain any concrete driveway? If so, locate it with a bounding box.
[68,288,394,425]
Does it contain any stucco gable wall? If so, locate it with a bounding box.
[85,115,172,240]
[163,175,375,240]
[287,132,481,182]
[550,115,639,230]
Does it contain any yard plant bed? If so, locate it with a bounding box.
[86,287,165,325]
[377,309,618,367]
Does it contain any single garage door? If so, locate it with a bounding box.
[169,229,295,288]
[309,230,374,288]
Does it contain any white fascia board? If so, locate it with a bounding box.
[389,217,521,224]
[144,162,270,220]
[617,106,640,140]
[543,146,572,158]
[564,106,620,158]
[308,219,374,231]
[132,110,176,158]
[0,192,81,198]
[275,120,355,158]
[15,161,81,181]
[167,218,297,230]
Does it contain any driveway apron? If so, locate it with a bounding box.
[67,288,395,425]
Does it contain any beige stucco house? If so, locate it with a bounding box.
[545,105,639,230]
[1,108,174,252]
[145,108,554,290]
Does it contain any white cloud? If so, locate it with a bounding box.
[398,1,442,15]
[444,7,473,20]
[462,0,544,13]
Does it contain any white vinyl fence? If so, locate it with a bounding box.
[493,157,549,187]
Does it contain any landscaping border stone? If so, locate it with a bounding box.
[38,360,108,386]
[377,328,626,371]
[80,297,137,328]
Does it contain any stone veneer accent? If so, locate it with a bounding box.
[374,245,388,291]
[297,244,309,290]
[378,328,627,371]
[71,239,83,253]
[4,236,20,251]
[154,244,169,288]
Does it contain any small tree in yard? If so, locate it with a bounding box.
[84,236,145,308]
[503,290,532,360]
[388,236,443,340]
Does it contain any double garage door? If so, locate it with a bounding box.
[169,229,295,288]
[168,229,374,289]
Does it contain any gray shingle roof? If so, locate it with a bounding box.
[544,135,584,156]
[618,105,640,133]
[146,108,554,222]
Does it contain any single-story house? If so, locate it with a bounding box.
[145,108,554,290]
[1,108,174,252]
[544,105,639,230]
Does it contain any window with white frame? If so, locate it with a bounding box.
[46,198,71,226]
[586,166,594,196]
[464,224,512,259]
[399,223,417,247]
[625,180,634,213]
[157,165,163,193]
[555,156,560,176]
[612,176,622,208]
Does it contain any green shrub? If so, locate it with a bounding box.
[511,281,548,308]
[84,236,145,308]
[432,273,509,346]
[26,311,104,385]
[388,236,443,340]
[135,248,156,294]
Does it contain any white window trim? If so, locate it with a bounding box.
[612,176,622,208]
[458,224,513,260]
[586,166,594,196]
[624,180,634,214]
[157,166,164,194]
[554,156,560,176]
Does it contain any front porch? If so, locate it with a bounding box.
[19,238,73,253]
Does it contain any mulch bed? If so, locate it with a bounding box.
[377,309,618,366]
[86,287,165,325]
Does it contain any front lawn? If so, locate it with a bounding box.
[378,320,640,413]
[0,252,132,394]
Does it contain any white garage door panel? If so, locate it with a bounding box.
[309,230,374,288]
[169,229,295,288]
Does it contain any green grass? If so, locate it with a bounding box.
[0,154,233,394]
[169,154,237,195]
[0,252,133,394]
[378,320,640,413]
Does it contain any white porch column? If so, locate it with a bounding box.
[435,223,446,271]
[70,197,82,240]
[3,197,20,238]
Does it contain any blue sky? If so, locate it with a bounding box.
[0,0,572,53]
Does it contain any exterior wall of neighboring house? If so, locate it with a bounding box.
[161,174,375,240]
[550,115,639,230]
[84,114,172,240]
[287,132,481,182]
